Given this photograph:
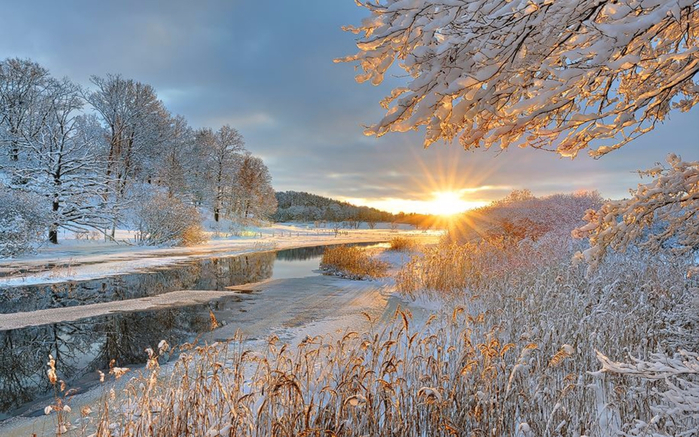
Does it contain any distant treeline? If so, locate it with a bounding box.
[273,190,455,229]
[273,191,394,223]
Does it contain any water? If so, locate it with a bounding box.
[0,242,383,419]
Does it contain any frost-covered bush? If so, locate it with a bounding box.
[0,189,49,257]
[574,154,699,275]
[594,350,699,437]
[134,193,206,246]
[450,190,603,244]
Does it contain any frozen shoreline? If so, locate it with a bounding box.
[0,272,411,436]
[0,224,432,288]
[0,289,239,331]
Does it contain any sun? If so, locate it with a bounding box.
[428,191,472,216]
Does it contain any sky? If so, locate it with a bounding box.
[1,0,696,214]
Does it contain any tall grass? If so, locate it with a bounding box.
[42,245,697,436]
[388,236,415,252]
[320,245,389,280]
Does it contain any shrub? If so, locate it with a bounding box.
[134,193,205,246]
[0,189,49,257]
[388,236,414,252]
[320,245,388,280]
[449,190,603,244]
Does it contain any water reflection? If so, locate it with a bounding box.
[0,252,278,315]
[0,300,231,417]
[0,243,381,418]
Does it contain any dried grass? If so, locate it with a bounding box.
[388,236,415,252]
[320,245,389,280]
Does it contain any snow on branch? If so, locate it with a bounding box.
[592,350,699,436]
[339,0,699,157]
[573,154,699,273]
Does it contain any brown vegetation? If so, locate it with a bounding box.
[320,245,389,280]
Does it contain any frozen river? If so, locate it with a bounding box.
[0,242,390,421]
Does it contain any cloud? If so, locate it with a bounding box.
[1,0,696,213]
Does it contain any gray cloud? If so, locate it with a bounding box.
[1,0,696,211]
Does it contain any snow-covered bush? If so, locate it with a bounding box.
[0,189,49,257]
[593,350,699,437]
[450,190,603,245]
[133,193,206,246]
[574,154,699,275]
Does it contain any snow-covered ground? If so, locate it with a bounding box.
[0,222,439,288]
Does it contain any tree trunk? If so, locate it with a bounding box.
[49,200,59,244]
[10,137,19,162]
[214,208,220,222]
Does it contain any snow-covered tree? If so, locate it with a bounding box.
[0,187,49,256]
[229,153,277,223]
[16,78,110,244]
[156,115,196,200]
[0,58,51,165]
[573,154,699,274]
[86,75,172,236]
[339,0,698,157]
[196,125,245,222]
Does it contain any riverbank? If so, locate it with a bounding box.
[0,246,420,436]
[0,223,439,288]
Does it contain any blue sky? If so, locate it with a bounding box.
[2,0,696,213]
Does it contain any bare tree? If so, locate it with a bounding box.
[86,75,172,236]
[0,58,51,164]
[157,115,195,200]
[17,78,110,243]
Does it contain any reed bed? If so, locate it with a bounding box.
[320,245,389,280]
[39,229,699,436]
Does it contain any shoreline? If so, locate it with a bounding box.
[0,226,430,288]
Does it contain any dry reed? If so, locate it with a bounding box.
[320,245,389,280]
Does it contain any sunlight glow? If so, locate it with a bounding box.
[338,147,507,216]
[342,194,489,216]
[428,191,472,216]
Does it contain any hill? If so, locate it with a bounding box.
[273,191,395,224]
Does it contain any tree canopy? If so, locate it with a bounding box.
[339,0,698,158]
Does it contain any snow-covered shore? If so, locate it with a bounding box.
[0,243,422,436]
[0,223,437,288]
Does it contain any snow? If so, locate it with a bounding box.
[0,223,428,288]
[0,289,237,331]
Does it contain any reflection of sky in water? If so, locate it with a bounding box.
[271,257,320,280]
[271,242,387,281]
